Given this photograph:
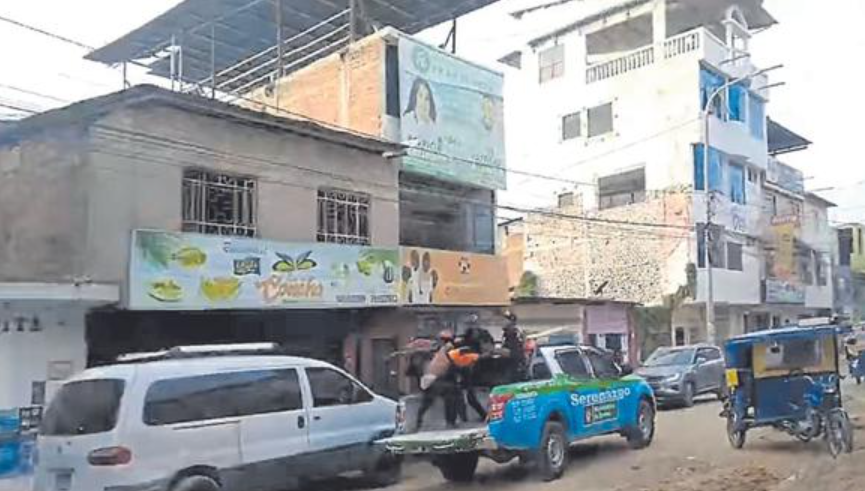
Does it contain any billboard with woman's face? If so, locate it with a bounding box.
[398,36,506,190]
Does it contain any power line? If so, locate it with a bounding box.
[0,14,94,50]
[0,83,70,104]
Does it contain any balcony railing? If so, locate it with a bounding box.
[586,45,654,83]
[585,28,724,84]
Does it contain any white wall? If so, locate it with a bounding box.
[0,301,87,410]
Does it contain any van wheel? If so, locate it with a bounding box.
[434,452,479,483]
[172,475,220,491]
[626,399,656,449]
[364,457,403,488]
[532,421,568,481]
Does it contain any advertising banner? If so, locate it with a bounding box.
[765,216,804,304]
[129,230,400,310]
[400,248,509,306]
[398,35,506,189]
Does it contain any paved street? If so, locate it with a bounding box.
[313,386,865,491]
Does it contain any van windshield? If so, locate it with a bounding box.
[41,379,125,436]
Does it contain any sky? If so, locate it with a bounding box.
[1,0,864,221]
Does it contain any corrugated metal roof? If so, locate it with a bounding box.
[86,0,500,93]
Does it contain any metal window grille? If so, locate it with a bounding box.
[539,45,565,83]
[182,168,257,237]
[317,188,371,245]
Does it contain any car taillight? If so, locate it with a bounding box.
[87,446,132,466]
[488,393,513,422]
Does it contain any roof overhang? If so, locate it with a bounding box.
[768,118,812,155]
[85,0,502,94]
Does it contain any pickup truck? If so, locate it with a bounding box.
[381,344,656,482]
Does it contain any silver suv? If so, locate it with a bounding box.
[636,345,725,407]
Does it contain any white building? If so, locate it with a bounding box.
[497,0,834,344]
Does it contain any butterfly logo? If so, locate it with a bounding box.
[272,251,317,273]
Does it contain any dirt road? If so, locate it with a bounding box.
[383,385,865,491]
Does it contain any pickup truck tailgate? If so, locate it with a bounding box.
[378,426,493,454]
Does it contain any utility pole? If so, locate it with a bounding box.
[701,64,782,345]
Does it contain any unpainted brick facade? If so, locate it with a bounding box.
[518,188,694,305]
[245,34,386,138]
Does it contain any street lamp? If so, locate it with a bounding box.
[701,63,783,345]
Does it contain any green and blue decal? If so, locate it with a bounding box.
[488,375,652,450]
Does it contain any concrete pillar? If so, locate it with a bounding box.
[652,0,667,45]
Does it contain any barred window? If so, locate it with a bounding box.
[317,188,371,245]
[182,169,257,237]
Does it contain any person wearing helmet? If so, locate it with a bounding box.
[501,312,528,383]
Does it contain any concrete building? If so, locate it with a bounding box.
[0,85,402,482]
[244,28,511,396]
[497,0,833,345]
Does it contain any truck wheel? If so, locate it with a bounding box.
[434,453,479,483]
[171,475,220,491]
[626,399,656,449]
[533,421,568,481]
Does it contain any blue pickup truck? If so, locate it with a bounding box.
[381,344,656,482]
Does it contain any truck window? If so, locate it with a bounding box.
[530,360,552,380]
[584,349,620,379]
[555,350,591,379]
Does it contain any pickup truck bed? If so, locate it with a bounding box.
[381,425,492,455]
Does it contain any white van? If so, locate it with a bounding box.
[33,344,403,491]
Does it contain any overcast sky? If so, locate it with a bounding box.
[1,0,863,221]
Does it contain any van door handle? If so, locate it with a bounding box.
[313,415,322,421]
[297,416,306,429]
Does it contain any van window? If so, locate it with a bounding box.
[555,350,591,379]
[306,368,373,407]
[144,369,303,426]
[42,379,125,436]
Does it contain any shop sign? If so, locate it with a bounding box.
[128,230,400,310]
[765,278,805,304]
[398,35,506,189]
[399,248,509,306]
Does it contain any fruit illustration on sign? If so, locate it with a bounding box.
[272,251,317,273]
[172,246,207,268]
[148,280,183,303]
[200,277,241,301]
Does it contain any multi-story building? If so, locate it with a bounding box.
[243,27,510,391]
[0,85,403,483]
[497,0,832,344]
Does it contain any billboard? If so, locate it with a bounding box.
[128,230,399,310]
[398,36,506,189]
[400,248,509,306]
[765,216,804,304]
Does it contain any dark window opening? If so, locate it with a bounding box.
[599,168,645,210]
[539,44,565,83]
[182,168,257,237]
[588,102,613,137]
[317,188,371,245]
[385,44,400,118]
[697,223,726,269]
[727,242,743,271]
[562,112,581,140]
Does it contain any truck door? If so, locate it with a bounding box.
[551,348,593,439]
[583,348,632,435]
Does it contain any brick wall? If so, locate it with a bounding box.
[245,34,385,138]
[521,188,694,305]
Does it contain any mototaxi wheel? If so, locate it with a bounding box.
[727,413,747,449]
[825,410,854,458]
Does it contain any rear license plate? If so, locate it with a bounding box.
[55,471,72,491]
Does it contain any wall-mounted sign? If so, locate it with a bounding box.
[400,248,509,306]
[765,215,804,304]
[765,278,805,304]
[128,230,400,310]
[398,35,506,190]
